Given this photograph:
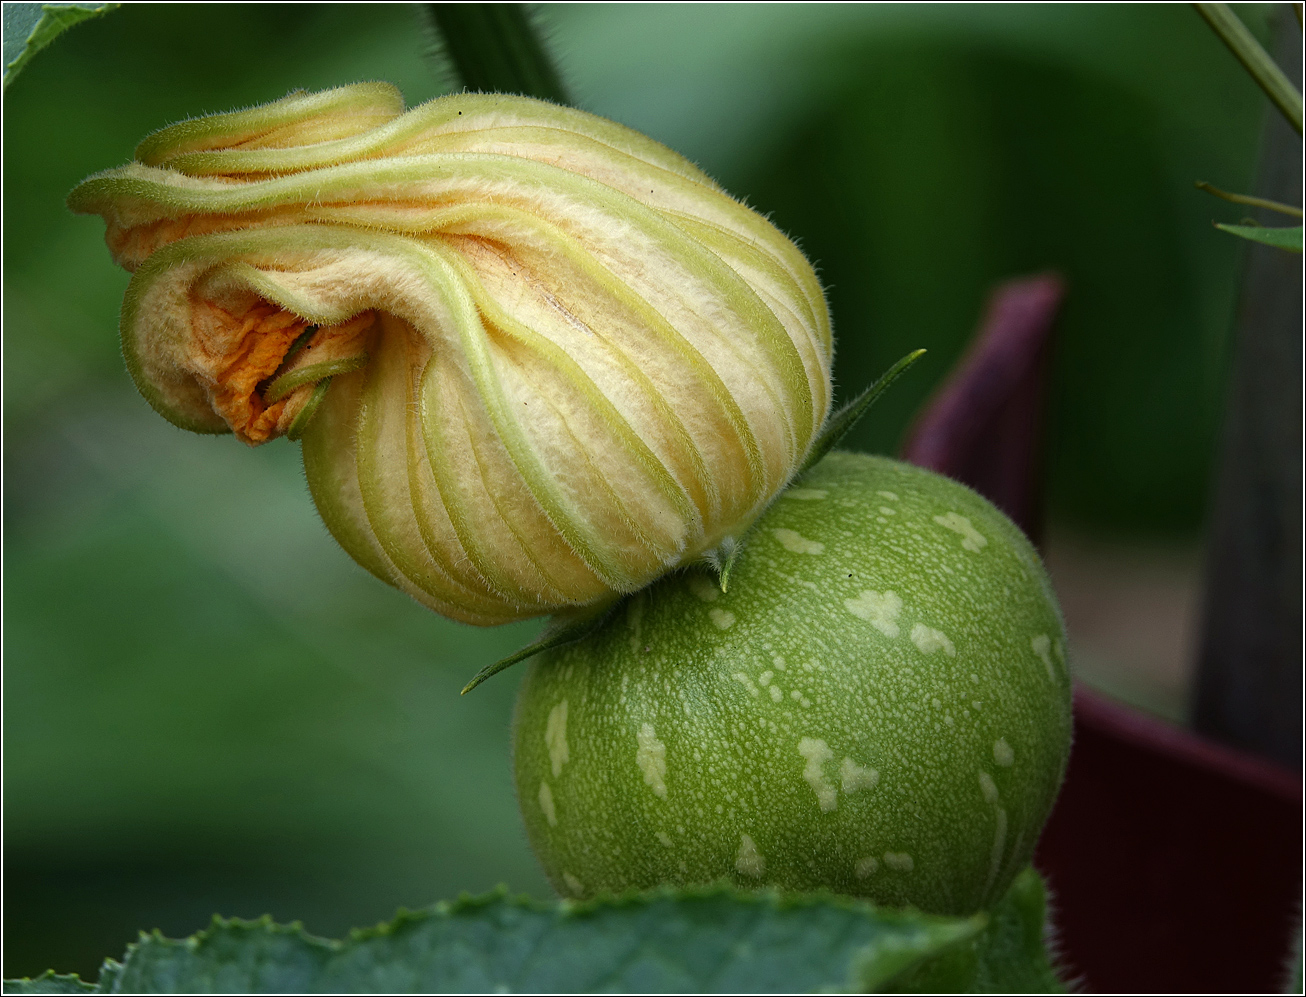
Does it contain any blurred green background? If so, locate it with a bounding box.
[3,2,1271,980]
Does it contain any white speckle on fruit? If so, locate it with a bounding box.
[797,737,837,811]
[877,490,899,501]
[911,623,956,657]
[840,757,879,793]
[934,512,987,552]
[562,872,585,896]
[732,672,760,697]
[736,834,766,876]
[884,852,914,872]
[844,589,902,637]
[512,454,1071,912]
[994,738,1015,766]
[545,700,569,778]
[784,488,827,501]
[1031,634,1056,681]
[710,608,736,630]
[773,528,825,555]
[636,723,668,798]
[538,781,557,826]
[687,574,720,602]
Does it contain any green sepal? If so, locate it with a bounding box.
[266,354,368,404]
[285,378,334,442]
[2,2,119,91]
[1215,223,1303,253]
[797,349,926,476]
[461,600,619,694]
[703,535,743,593]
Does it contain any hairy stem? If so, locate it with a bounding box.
[426,3,571,105]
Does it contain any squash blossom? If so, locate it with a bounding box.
[68,83,833,625]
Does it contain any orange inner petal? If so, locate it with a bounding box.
[197,302,376,445]
[207,302,307,444]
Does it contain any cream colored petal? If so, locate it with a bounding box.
[71,88,835,624]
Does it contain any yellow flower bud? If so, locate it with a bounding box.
[68,83,833,624]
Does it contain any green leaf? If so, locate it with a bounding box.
[425,3,570,104]
[2,971,97,994]
[1215,223,1304,252]
[798,349,926,476]
[3,874,1067,993]
[461,601,618,693]
[884,868,1066,993]
[2,3,119,91]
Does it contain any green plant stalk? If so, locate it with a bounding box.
[1194,3,1303,135]
[426,3,571,104]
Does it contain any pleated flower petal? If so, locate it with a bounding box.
[68,83,833,624]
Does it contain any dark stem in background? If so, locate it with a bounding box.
[425,3,571,105]
[1193,6,1303,768]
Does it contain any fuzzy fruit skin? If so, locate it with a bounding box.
[512,452,1071,915]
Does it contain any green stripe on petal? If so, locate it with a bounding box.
[136,82,405,166]
[73,88,835,626]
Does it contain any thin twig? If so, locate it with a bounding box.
[1194,3,1303,135]
[1195,180,1303,217]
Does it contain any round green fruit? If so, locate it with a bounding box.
[512,451,1071,915]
